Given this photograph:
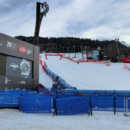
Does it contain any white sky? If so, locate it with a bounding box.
[0,0,130,44]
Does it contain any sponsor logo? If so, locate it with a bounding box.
[20,60,31,77]
[9,63,19,70]
[19,45,26,54]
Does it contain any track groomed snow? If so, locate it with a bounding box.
[40,53,130,90]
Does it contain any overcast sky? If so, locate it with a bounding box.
[0,0,130,44]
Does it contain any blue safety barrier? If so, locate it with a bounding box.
[21,90,37,95]
[56,96,90,115]
[45,66,76,89]
[1,89,130,115]
[59,89,130,96]
[116,96,124,112]
[19,94,52,113]
[90,95,114,111]
[0,90,24,107]
[0,93,20,107]
[0,90,37,108]
[57,89,130,113]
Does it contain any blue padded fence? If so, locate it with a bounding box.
[45,66,75,89]
[56,96,90,115]
[116,96,124,112]
[19,94,52,113]
[0,93,20,107]
[0,90,37,108]
[1,89,130,115]
[58,89,130,113]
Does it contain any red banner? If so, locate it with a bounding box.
[18,45,26,54]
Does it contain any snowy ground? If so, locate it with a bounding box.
[1,109,130,130]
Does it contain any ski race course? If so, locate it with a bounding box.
[40,53,130,90]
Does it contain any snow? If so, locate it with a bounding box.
[0,109,130,130]
[121,41,130,47]
[39,65,53,88]
[40,53,130,90]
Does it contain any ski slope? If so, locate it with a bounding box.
[39,64,53,88]
[40,53,130,90]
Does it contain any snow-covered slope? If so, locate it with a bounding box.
[39,64,53,88]
[40,53,130,90]
[121,41,130,47]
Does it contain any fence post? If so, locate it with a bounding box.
[88,96,93,116]
[113,96,116,115]
[124,96,129,116]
